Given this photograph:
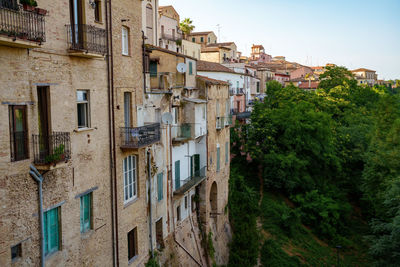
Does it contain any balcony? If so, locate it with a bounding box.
[171,123,192,143]
[66,24,106,58]
[231,109,251,120]
[120,123,161,149]
[0,4,46,48]
[149,72,184,91]
[32,132,71,169]
[224,115,232,126]
[161,32,182,42]
[174,166,206,196]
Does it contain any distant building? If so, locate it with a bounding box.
[159,5,182,53]
[207,42,238,62]
[290,66,314,80]
[187,31,218,46]
[274,71,290,86]
[200,46,232,64]
[250,44,272,63]
[351,68,377,86]
[182,39,201,59]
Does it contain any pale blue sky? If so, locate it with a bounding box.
[160,0,400,79]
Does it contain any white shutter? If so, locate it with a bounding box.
[122,27,128,55]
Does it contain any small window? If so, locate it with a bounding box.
[9,105,28,162]
[11,243,21,261]
[149,61,157,77]
[200,37,204,43]
[202,105,206,120]
[123,156,137,203]
[216,146,220,172]
[208,37,210,43]
[191,195,196,212]
[192,37,195,42]
[94,0,102,22]
[80,193,92,233]
[44,207,60,256]
[189,61,193,75]
[157,172,163,202]
[77,90,90,129]
[184,196,188,209]
[127,228,138,261]
[177,205,181,221]
[122,26,129,55]
[257,82,260,93]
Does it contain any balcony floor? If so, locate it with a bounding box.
[0,35,41,48]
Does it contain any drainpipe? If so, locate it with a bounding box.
[147,150,154,258]
[29,165,44,267]
[105,0,119,265]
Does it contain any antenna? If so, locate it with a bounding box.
[216,24,221,42]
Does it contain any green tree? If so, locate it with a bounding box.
[318,66,357,92]
[179,18,195,38]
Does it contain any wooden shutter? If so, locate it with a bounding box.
[157,173,163,201]
[175,161,180,189]
[217,147,220,172]
[194,154,200,176]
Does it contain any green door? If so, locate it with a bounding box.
[175,160,180,189]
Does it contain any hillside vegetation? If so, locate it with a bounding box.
[228,67,400,267]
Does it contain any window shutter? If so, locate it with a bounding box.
[225,142,229,163]
[189,62,193,75]
[44,211,48,255]
[157,173,163,201]
[175,160,180,189]
[217,147,220,172]
[149,61,157,77]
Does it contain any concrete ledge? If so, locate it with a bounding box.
[0,36,41,48]
[68,50,105,59]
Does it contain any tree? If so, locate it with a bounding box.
[179,18,195,38]
[318,66,357,92]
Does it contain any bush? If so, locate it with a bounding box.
[261,239,301,267]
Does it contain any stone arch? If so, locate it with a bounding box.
[210,181,218,215]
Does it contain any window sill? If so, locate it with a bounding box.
[128,255,138,265]
[74,127,96,133]
[94,20,103,25]
[45,250,61,260]
[81,229,94,240]
[122,54,131,57]
[124,197,139,209]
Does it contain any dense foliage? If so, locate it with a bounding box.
[229,68,400,266]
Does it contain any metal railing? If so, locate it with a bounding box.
[224,115,232,126]
[32,132,71,165]
[120,123,161,149]
[171,123,192,141]
[66,24,107,55]
[0,0,18,10]
[10,130,29,162]
[150,72,184,90]
[161,32,182,42]
[0,4,46,42]
[174,166,207,195]
[216,117,224,130]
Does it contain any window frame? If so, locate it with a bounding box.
[80,193,92,233]
[9,105,28,162]
[225,141,229,164]
[123,155,138,204]
[94,0,102,22]
[77,90,90,129]
[157,172,163,202]
[44,207,60,257]
[127,227,138,261]
[189,61,193,75]
[216,146,220,172]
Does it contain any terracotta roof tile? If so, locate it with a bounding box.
[197,60,236,73]
[196,75,229,85]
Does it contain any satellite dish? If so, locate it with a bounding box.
[177,63,187,73]
[162,112,173,125]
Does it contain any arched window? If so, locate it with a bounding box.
[146,4,154,44]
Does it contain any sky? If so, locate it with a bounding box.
[159,0,400,80]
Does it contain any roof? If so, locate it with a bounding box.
[298,81,319,89]
[145,44,197,61]
[196,75,229,86]
[207,42,236,48]
[188,31,214,36]
[201,47,231,53]
[252,44,264,48]
[351,68,376,73]
[197,60,236,73]
[183,97,208,104]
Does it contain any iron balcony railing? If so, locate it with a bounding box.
[161,32,182,42]
[32,132,71,165]
[231,108,239,115]
[120,123,161,149]
[66,24,107,55]
[0,3,46,42]
[224,115,233,126]
[171,123,192,141]
[174,166,206,195]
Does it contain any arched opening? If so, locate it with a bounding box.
[210,181,218,215]
[146,4,154,44]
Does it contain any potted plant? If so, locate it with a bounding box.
[20,0,37,12]
[35,7,47,15]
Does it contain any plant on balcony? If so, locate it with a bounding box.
[175,39,182,46]
[19,0,37,11]
[44,144,65,164]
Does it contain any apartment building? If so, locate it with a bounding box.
[142,0,159,46]
[187,31,218,47]
[0,0,112,266]
[159,5,182,53]
[351,68,377,86]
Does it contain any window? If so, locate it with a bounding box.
[172,107,179,124]
[11,243,21,261]
[202,105,206,120]
[124,92,131,128]
[149,61,157,77]
[191,195,196,212]
[157,172,163,202]
[9,105,28,162]
[44,207,60,256]
[189,61,193,75]
[123,156,137,203]
[175,160,180,190]
[77,90,90,129]
[200,37,204,43]
[80,193,92,233]
[216,146,220,172]
[257,82,260,93]
[94,0,102,22]
[122,26,129,55]
[208,37,210,43]
[177,205,181,221]
[225,142,229,163]
[184,196,188,209]
[192,37,195,42]
[127,228,138,261]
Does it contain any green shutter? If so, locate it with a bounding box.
[44,208,59,256]
[217,147,220,172]
[157,173,163,201]
[225,142,229,163]
[149,61,157,77]
[194,154,200,176]
[80,194,91,233]
[189,62,193,75]
[175,160,180,189]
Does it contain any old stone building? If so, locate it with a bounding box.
[0,0,112,266]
